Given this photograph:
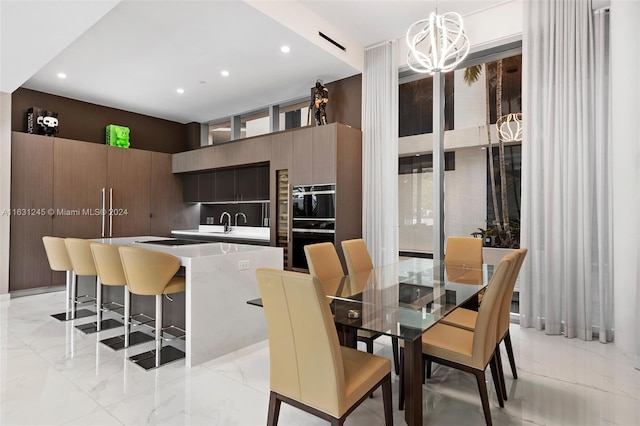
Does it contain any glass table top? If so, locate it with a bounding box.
[325,258,494,342]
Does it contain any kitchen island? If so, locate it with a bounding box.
[95,236,282,367]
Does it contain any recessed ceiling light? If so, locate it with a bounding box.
[281,45,290,53]
[415,154,420,157]
[221,70,230,77]
[57,73,67,79]
[176,88,185,94]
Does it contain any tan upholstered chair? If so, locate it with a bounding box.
[399,251,518,426]
[337,239,400,374]
[256,268,393,425]
[90,243,153,350]
[341,239,373,275]
[440,248,528,386]
[64,238,121,332]
[118,246,186,369]
[445,236,484,284]
[43,236,91,321]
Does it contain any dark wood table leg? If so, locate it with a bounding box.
[404,335,422,425]
[337,325,357,349]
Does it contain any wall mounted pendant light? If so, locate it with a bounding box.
[406,9,470,75]
[496,113,523,142]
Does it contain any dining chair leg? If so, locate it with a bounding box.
[426,359,432,379]
[503,331,518,379]
[473,370,493,426]
[494,345,508,401]
[489,355,504,408]
[398,348,405,411]
[392,337,400,375]
[381,374,393,426]
[366,338,374,354]
[267,392,281,426]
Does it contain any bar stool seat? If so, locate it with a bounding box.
[43,236,93,321]
[90,242,154,350]
[65,238,122,334]
[119,246,186,370]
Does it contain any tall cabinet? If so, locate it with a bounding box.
[9,132,195,292]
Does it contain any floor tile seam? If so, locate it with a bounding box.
[518,368,640,400]
[59,406,126,426]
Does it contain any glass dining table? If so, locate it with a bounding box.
[324,258,492,425]
[249,258,493,425]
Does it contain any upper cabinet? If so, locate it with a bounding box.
[183,163,270,203]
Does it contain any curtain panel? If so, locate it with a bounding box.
[362,41,399,267]
[521,0,613,342]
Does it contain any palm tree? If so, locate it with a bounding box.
[464,62,502,244]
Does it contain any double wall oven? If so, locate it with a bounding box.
[291,183,335,270]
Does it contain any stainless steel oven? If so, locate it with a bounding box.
[291,183,336,270]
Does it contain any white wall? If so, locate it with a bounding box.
[245,116,270,138]
[611,0,640,356]
[0,92,11,298]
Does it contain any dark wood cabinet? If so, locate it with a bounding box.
[150,152,198,237]
[183,173,199,202]
[257,164,270,200]
[235,166,258,201]
[292,127,313,186]
[9,133,54,291]
[198,171,215,202]
[214,168,235,201]
[53,137,107,240]
[107,147,151,237]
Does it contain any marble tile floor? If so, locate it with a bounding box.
[1,291,639,425]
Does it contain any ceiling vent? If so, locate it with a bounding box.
[319,32,346,52]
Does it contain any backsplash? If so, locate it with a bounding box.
[200,203,269,227]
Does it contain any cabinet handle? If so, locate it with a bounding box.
[109,188,113,238]
[101,188,106,238]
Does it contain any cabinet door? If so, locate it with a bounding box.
[183,173,199,202]
[312,124,337,184]
[9,133,54,291]
[107,146,151,237]
[53,138,107,239]
[214,168,235,201]
[150,152,199,237]
[257,164,270,201]
[235,166,258,201]
[198,171,215,202]
[292,127,313,185]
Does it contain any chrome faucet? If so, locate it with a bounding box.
[220,211,231,233]
[234,212,247,227]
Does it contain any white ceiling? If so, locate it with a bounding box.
[1,0,508,125]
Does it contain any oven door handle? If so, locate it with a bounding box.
[292,228,335,234]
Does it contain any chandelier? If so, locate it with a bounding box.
[496,113,523,142]
[406,11,470,74]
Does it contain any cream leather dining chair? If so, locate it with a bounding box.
[445,236,484,284]
[398,251,517,426]
[339,239,400,375]
[256,268,393,425]
[119,246,186,370]
[305,242,399,375]
[441,248,528,387]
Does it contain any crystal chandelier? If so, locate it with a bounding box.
[496,113,523,142]
[406,10,470,75]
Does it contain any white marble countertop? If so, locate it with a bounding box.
[94,236,277,260]
[172,225,270,242]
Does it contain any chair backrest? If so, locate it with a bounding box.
[256,268,345,418]
[445,237,483,266]
[64,238,98,276]
[118,246,181,296]
[304,242,345,297]
[471,251,517,369]
[497,248,528,337]
[341,239,374,275]
[42,236,72,272]
[90,242,127,287]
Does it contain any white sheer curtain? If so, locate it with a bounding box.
[362,41,398,267]
[520,0,613,341]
